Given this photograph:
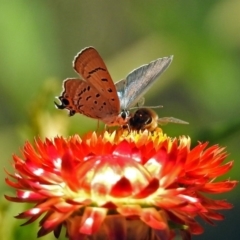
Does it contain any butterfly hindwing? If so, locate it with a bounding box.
[56,78,118,119]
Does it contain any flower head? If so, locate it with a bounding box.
[5,129,237,240]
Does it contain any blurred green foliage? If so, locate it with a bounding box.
[1,1,239,240]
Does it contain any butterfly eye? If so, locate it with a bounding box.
[54,97,70,110]
[61,98,70,106]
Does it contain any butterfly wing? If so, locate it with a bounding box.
[55,78,118,120]
[115,56,173,110]
[73,47,120,114]
[158,117,189,125]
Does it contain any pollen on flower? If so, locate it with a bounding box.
[4,130,238,240]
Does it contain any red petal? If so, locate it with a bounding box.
[201,180,238,193]
[5,178,22,188]
[53,201,81,213]
[110,177,132,197]
[140,208,167,230]
[79,207,107,234]
[117,205,142,216]
[133,178,159,198]
[188,221,204,234]
[61,150,80,191]
[4,195,26,203]
[113,140,132,159]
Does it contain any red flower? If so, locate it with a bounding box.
[5,130,238,240]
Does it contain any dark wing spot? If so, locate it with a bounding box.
[86,96,91,101]
[78,105,83,109]
[87,86,90,91]
[107,88,113,93]
[94,101,97,104]
[101,78,108,82]
[103,102,106,105]
[89,67,106,74]
[96,93,100,98]
[87,67,106,79]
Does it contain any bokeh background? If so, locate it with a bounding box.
[1,0,239,239]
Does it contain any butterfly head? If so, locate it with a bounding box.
[54,97,76,116]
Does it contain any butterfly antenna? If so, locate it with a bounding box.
[130,105,163,110]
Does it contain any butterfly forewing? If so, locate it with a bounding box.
[115,56,173,110]
[73,47,120,113]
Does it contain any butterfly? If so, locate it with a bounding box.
[55,47,173,126]
[128,108,188,132]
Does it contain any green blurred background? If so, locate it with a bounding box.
[1,0,239,239]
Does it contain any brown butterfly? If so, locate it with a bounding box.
[55,47,173,126]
